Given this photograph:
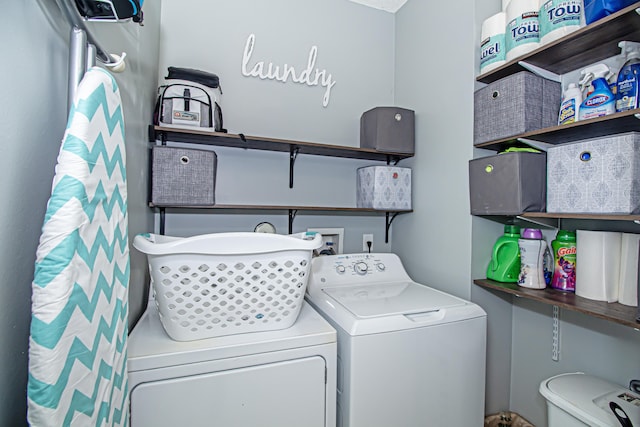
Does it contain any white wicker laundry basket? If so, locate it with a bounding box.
[133,231,322,341]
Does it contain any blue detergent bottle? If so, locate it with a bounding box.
[578,63,616,121]
[616,41,640,112]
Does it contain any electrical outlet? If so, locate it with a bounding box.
[363,234,373,252]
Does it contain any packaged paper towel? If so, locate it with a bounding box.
[619,233,640,307]
[576,230,621,303]
[480,12,507,74]
[506,0,540,61]
[539,0,583,45]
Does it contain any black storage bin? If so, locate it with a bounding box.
[151,145,217,206]
[474,72,561,145]
[469,151,546,215]
[360,106,415,154]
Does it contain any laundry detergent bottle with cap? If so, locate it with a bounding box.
[616,41,640,112]
[578,63,615,120]
[518,228,551,289]
[551,230,577,292]
[487,225,521,283]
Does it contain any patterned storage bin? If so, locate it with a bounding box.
[133,231,322,341]
[547,132,640,214]
[356,166,412,210]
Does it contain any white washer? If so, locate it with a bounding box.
[128,301,337,427]
[305,253,487,427]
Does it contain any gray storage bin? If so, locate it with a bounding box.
[469,151,546,215]
[547,132,640,214]
[474,72,561,145]
[360,106,415,154]
[151,145,217,206]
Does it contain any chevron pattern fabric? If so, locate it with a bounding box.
[28,67,130,426]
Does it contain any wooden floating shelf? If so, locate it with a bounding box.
[474,109,640,151]
[474,279,639,329]
[151,125,413,162]
[149,203,412,214]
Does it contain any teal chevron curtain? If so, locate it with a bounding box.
[28,67,130,426]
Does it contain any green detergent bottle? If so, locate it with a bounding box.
[487,225,521,283]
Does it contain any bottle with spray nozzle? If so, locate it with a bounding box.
[616,41,640,112]
[578,63,616,121]
[558,82,582,125]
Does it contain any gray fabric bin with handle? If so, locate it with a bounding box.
[474,71,561,145]
[151,145,217,206]
[469,151,546,215]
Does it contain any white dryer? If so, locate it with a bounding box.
[128,301,337,427]
[305,253,487,427]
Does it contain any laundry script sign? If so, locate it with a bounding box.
[241,33,337,107]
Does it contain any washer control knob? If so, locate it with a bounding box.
[335,265,346,274]
[354,262,368,275]
[376,263,386,272]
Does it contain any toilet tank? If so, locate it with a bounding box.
[539,372,640,427]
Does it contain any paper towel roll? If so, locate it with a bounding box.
[576,230,622,303]
[480,12,507,74]
[539,0,583,46]
[619,233,640,307]
[506,0,540,61]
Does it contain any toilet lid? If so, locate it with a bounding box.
[540,372,639,427]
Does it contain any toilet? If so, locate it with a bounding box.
[540,372,640,427]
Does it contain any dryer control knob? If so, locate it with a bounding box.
[354,262,368,275]
[376,263,386,271]
[336,265,346,274]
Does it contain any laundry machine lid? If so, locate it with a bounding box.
[323,281,466,318]
[128,301,336,372]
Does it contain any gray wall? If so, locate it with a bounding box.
[1,1,159,424]
[156,0,400,247]
[5,1,640,426]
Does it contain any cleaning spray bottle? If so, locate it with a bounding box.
[616,41,640,112]
[558,82,582,125]
[578,63,616,121]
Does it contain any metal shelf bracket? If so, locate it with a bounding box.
[515,215,560,229]
[518,61,561,82]
[385,212,399,243]
[289,146,299,188]
[288,209,298,234]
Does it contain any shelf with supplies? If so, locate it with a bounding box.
[148,126,413,240]
[477,213,640,234]
[473,108,640,152]
[476,2,640,84]
[474,278,639,329]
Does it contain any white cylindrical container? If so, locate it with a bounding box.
[506,0,540,61]
[575,230,622,303]
[502,0,512,11]
[518,229,549,289]
[480,12,507,74]
[539,0,583,45]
